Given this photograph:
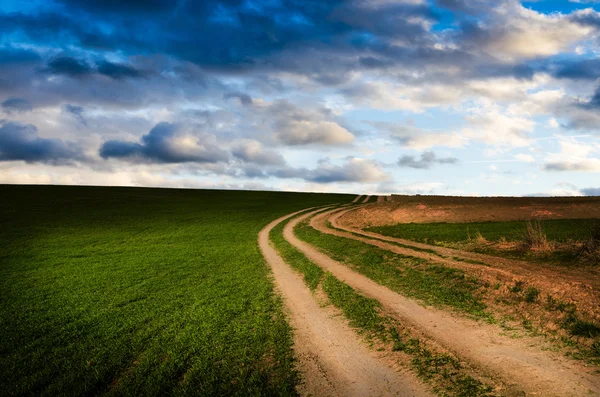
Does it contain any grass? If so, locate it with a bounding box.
[368,219,598,244]
[270,214,495,397]
[368,219,600,265]
[0,184,351,396]
[295,221,489,319]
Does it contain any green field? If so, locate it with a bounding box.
[0,185,350,396]
[368,219,599,244]
[367,219,600,265]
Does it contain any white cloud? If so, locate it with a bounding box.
[514,153,535,163]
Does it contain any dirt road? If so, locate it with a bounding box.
[258,209,433,397]
[361,195,371,203]
[285,208,600,397]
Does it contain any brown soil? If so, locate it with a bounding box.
[377,195,386,203]
[342,195,600,227]
[258,210,433,397]
[286,208,600,397]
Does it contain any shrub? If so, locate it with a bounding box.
[524,287,540,303]
[578,222,600,265]
[518,220,551,252]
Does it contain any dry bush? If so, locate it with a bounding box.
[518,220,552,253]
[578,222,600,265]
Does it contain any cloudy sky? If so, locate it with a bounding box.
[1,0,600,196]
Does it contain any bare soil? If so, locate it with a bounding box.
[342,195,600,227]
[259,210,433,397]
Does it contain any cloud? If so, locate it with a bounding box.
[462,103,535,147]
[458,2,595,61]
[514,153,535,163]
[581,187,600,196]
[543,159,600,171]
[224,92,253,106]
[267,101,355,146]
[542,138,600,171]
[1,97,32,113]
[371,122,465,149]
[272,158,388,184]
[398,151,458,169]
[231,140,285,166]
[99,121,229,164]
[44,56,93,77]
[63,104,87,126]
[96,61,144,79]
[0,121,81,163]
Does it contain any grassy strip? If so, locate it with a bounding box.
[0,185,351,396]
[270,216,496,396]
[368,219,599,244]
[367,219,600,265]
[296,221,489,319]
[270,220,324,291]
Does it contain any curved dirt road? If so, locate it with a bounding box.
[285,208,600,397]
[259,209,433,397]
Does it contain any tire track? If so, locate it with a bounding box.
[362,195,371,204]
[284,208,600,397]
[259,209,433,397]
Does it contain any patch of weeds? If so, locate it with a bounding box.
[570,319,600,338]
[524,287,540,303]
[509,281,525,294]
[592,340,600,357]
[389,328,495,397]
[270,220,324,291]
[321,273,387,336]
[518,220,551,252]
[578,222,600,265]
[545,295,576,313]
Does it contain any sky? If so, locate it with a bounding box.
[1,0,600,196]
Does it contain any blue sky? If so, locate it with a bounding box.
[1,0,600,196]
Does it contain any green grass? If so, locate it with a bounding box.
[368,219,599,244]
[270,220,325,291]
[0,185,351,396]
[295,221,489,318]
[368,219,600,265]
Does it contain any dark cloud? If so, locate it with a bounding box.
[0,46,41,65]
[96,61,144,79]
[552,58,600,80]
[54,0,178,15]
[1,97,33,113]
[100,121,229,163]
[398,151,458,169]
[63,104,87,126]
[581,187,600,196]
[45,56,93,77]
[224,92,253,106]
[0,121,81,163]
